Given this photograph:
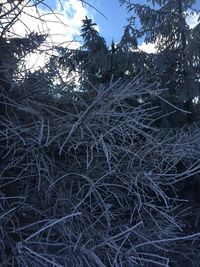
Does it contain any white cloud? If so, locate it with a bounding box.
[3,0,90,70]
[139,42,157,54]
[139,12,200,54]
[5,1,199,64]
[186,12,199,29]
[10,0,89,46]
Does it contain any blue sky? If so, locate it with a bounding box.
[12,0,200,55]
[38,0,200,46]
[89,0,200,45]
[86,0,129,45]
[9,0,200,70]
[39,0,141,44]
[37,0,129,44]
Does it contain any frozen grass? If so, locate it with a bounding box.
[1,71,200,266]
[1,1,200,267]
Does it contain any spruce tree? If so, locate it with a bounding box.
[120,0,200,126]
[55,16,147,92]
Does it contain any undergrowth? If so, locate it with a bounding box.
[1,1,200,266]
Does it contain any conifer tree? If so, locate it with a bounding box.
[55,16,147,92]
[120,0,200,125]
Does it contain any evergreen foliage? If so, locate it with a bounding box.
[54,16,148,91]
[120,0,200,125]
